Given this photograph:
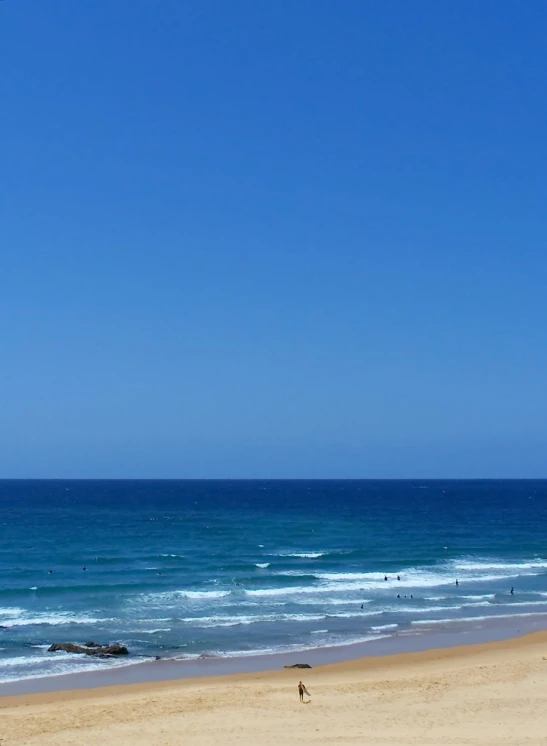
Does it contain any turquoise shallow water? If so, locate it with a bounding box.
[1,479,547,684]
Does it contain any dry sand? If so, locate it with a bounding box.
[2,631,547,745]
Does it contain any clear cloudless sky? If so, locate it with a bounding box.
[1,0,546,478]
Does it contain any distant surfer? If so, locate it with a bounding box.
[360,603,364,609]
[510,587,514,595]
[455,579,459,586]
[397,575,401,581]
[384,575,388,581]
[47,570,53,574]
[82,567,87,571]
[298,681,311,702]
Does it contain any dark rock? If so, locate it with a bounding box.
[48,643,129,657]
[85,641,100,647]
[284,663,312,669]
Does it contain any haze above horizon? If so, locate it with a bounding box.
[2,1,546,479]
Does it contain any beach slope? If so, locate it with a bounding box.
[2,631,547,745]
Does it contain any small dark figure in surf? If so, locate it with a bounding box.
[397,575,401,581]
[47,570,53,575]
[397,594,400,599]
[510,587,514,595]
[384,575,388,581]
[82,567,87,571]
[360,603,364,609]
[410,594,413,599]
[455,579,459,586]
[298,681,304,702]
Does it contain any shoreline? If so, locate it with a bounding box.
[2,612,547,698]
[4,629,547,746]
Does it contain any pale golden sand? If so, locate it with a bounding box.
[2,631,547,745]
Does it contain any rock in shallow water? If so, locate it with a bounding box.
[48,643,129,657]
[284,663,312,669]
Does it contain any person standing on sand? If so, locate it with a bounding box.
[298,681,304,702]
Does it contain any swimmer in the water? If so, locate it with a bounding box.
[384,575,388,581]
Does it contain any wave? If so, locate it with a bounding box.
[0,607,26,619]
[183,612,327,628]
[198,633,393,660]
[371,624,398,631]
[8,616,107,627]
[0,652,153,684]
[451,559,547,572]
[182,590,231,600]
[270,552,326,559]
[255,563,270,569]
[0,610,109,627]
[144,589,232,602]
[411,610,547,626]
[132,628,171,634]
[159,554,185,559]
[180,608,387,629]
[460,594,496,600]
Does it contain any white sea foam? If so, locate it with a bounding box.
[412,611,547,626]
[160,554,184,558]
[183,590,231,600]
[0,607,25,620]
[211,634,392,659]
[326,610,384,619]
[451,559,547,573]
[139,628,171,634]
[255,563,270,568]
[0,610,104,627]
[146,589,232,602]
[371,624,398,631]
[461,594,496,600]
[317,572,386,582]
[0,653,152,684]
[272,552,326,559]
[185,612,328,628]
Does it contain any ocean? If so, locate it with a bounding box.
[1,479,547,687]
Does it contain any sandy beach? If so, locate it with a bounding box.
[2,631,547,746]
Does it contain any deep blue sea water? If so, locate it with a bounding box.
[1,480,547,685]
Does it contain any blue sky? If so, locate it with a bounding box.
[1,1,546,478]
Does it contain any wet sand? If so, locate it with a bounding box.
[2,629,547,745]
